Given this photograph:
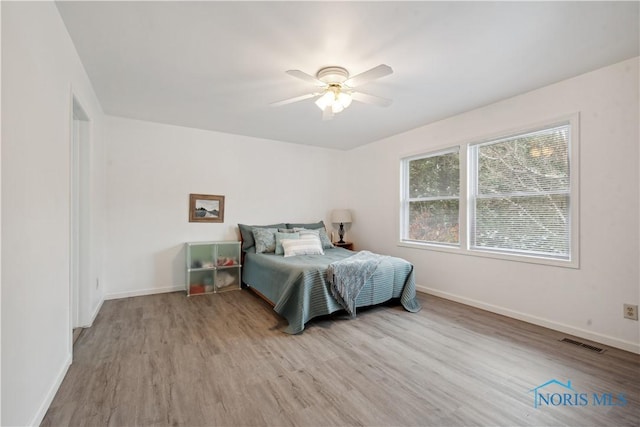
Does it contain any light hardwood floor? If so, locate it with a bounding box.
[42,290,639,426]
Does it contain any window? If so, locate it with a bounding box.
[469,124,571,259]
[400,116,577,266]
[401,149,460,246]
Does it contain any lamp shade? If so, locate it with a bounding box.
[315,88,353,114]
[315,91,335,111]
[331,209,352,224]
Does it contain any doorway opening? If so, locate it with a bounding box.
[71,96,91,352]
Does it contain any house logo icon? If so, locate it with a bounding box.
[529,379,582,408]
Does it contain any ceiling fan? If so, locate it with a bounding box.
[271,64,393,120]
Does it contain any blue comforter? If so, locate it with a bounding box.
[242,247,421,334]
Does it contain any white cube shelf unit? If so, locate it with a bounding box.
[185,241,242,296]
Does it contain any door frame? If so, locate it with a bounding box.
[69,93,91,355]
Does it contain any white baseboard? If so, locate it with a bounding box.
[417,285,640,355]
[30,352,72,427]
[87,297,104,327]
[105,285,184,300]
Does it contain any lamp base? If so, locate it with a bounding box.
[338,223,345,244]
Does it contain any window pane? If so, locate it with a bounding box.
[409,152,459,198]
[471,123,572,260]
[478,126,569,195]
[473,195,569,256]
[408,200,459,244]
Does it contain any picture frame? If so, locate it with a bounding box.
[189,194,225,223]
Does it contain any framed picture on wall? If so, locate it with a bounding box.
[189,194,225,223]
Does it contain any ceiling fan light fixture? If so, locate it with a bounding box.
[315,91,335,111]
[331,102,344,114]
[316,87,352,114]
[338,91,352,109]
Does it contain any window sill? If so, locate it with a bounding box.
[397,240,579,269]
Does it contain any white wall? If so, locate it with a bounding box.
[0,3,3,423]
[1,2,107,425]
[346,57,640,353]
[105,117,344,298]
[0,4,635,424]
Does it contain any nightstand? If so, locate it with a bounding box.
[333,241,354,250]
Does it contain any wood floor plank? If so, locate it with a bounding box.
[41,290,640,426]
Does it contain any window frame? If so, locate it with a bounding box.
[400,147,461,248]
[398,114,580,269]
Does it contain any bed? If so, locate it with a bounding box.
[239,221,421,334]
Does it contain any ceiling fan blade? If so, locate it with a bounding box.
[286,70,326,87]
[344,64,393,88]
[270,92,318,107]
[322,105,334,121]
[351,91,393,107]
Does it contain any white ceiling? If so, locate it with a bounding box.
[56,1,639,150]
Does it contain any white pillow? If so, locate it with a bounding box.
[293,227,334,249]
[281,237,324,257]
[275,232,299,255]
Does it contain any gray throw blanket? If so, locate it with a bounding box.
[327,251,388,317]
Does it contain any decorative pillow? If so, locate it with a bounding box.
[238,223,286,250]
[317,229,334,248]
[282,237,324,257]
[286,221,325,230]
[293,227,334,249]
[277,228,296,233]
[252,227,278,253]
[275,232,299,255]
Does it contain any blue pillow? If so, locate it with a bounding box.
[238,223,286,250]
[275,232,300,255]
[286,221,325,230]
[278,228,296,233]
[252,227,278,253]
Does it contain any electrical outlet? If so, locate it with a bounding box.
[623,304,638,320]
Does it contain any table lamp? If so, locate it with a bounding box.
[331,209,352,244]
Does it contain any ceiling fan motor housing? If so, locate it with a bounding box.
[316,66,350,84]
